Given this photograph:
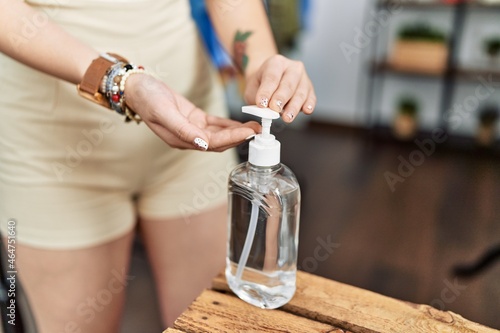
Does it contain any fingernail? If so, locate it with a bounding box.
[260,97,269,108]
[276,100,283,112]
[286,112,294,120]
[194,138,208,151]
[245,134,256,140]
[307,105,313,111]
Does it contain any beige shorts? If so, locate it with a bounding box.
[0,0,238,249]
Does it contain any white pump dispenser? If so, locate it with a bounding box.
[242,105,281,167]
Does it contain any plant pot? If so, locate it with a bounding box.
[393,113,418,140]
[476,124,497,146]
[486,56,500,69]
[390,40,448,74]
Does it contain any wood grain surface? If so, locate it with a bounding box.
[210,271,499,333]
[164,270,498,333]
[173,289,339,333]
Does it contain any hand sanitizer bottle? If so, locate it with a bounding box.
[226,105,301,309]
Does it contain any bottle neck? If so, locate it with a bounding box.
[247,161,281,173]
[247,162,281,193]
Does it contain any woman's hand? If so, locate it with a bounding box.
[244,55,316,123]
[125,74,260,152]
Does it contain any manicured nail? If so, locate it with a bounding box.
[307,105,313,111]
[245,134,256,140]
[287,112,294,120]
[260,98,269,108]
[194,138,208,151]
[276,100,283,112]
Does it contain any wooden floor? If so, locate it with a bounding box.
[121,124,500,331]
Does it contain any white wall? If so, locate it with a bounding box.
[299,0,371,125]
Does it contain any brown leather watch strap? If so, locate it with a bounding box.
[77,53,128,108]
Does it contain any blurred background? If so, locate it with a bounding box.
[120,0,500,331]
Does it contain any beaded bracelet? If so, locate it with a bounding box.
[119,68,147,124]
[99,62,144,123]
[105,62,129,115]
[78,53,144,123]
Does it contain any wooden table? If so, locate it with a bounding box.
[164,271,499,333]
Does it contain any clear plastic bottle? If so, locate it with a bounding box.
[226,106,301,309]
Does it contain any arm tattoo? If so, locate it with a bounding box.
[233,30,253,73]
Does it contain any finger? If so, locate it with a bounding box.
[244,74,260,105]
[145,121,200,150]
[207,121,260,152]
[302,83,317,115]
[209,131,255,152]
[205,114,249,128]
[204,117,261,136]
[268,62,304,114]
[281,77,311,123]
[254,60,285,109]
[148,106,211,150]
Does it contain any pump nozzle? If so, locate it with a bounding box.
[242,105,281,167]
[242,106,281,120]
[242,106,280,138]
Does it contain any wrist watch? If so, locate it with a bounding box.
[77,53,128,108]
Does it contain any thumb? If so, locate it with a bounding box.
[176,121,210,151]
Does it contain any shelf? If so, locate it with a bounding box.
[464,1,500,9]
[455,67,500,82]
[378,1,454,8]
[366,0,500,146]
[371,61,500,82]
[378,0,500,9]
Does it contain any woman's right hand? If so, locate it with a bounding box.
[124,74,260,152]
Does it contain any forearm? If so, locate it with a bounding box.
[0,0,98,84]
[205,0,277,77]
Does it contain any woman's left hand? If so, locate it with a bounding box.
[124,73,260,152]
[244,55,316,123]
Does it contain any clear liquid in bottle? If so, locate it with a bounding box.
[226,162,300,309]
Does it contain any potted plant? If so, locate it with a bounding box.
[484,36,500,64]
[390,23,448,74]
[477,104,499,146]
[393,96,419,140]
[478,0,500,4]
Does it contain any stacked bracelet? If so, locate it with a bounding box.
[106,63,128,115]
[77,53,145,124]
[104,62,145,123]
[105,63,146,123]
[119,68,147,124]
